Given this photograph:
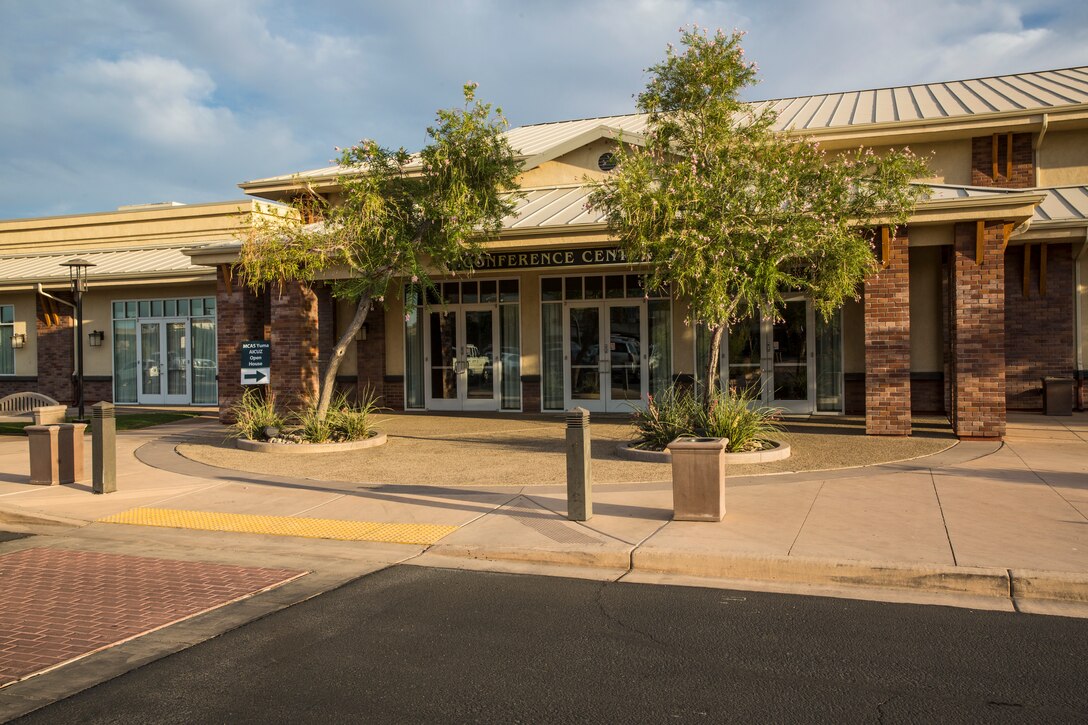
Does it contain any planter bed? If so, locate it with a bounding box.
[235,432,387,454]
[616,439,790,464]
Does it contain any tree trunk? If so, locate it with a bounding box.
[703,323,726,404]
[316,292,372,420]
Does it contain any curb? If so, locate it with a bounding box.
[0,505,88,530]
[427,543,1088,605]
[632,549,1010,598]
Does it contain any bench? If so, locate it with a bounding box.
[0,392,66,424]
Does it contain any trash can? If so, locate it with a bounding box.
[26,425,60,485]
[668,436,729,521]
[57,422,88,484]
[1042,377,1074,416]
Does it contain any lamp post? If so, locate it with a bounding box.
[61,258,95,421]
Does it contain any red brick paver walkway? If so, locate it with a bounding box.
[0,548,304,687]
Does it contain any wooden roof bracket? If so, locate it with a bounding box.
[220,264,233,296]
[1006,132,1013,180]
[976,220,985,265]
[1002,223,1013,252]
[881,226,891,268]
[992,134,999,181]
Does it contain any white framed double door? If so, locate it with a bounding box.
[564,300,648,413]
[424,304,502,411]
[137,318,192,405]
[720,298,816,414]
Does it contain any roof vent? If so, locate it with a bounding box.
[597,153,617,172]
[116,202,187,211]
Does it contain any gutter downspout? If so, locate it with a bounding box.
[35,283,75,309]
[1033,113,1048,187]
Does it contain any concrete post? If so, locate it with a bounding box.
[91,401,116,494]
[26,425,60,485]
[565,407,592,521]
[57,423,87,484]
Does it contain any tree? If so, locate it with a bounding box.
[590,27,929,398]
[237,83,521,419]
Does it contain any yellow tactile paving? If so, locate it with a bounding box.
[98,507,458,545]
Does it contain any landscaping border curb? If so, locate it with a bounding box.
[615,440,791,464]
[235,432,387,454]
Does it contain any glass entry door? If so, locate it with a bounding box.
[424,305,500,411]
[767,300,814,414]
[564,301,648,413]
[138,319,190,405]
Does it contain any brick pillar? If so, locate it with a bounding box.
[270,280,320,411]
[216,267,265,424]
[951,222,1006,440]
[356,301,386,404]
[1004,243,1075,410]
[971,133,1034,188]
[864,228,911,436]
[35,292,74,404]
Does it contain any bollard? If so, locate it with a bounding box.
[565,407,592,521]
[57,423,88,484]
[91,401,116,494]
[26,425,60,485]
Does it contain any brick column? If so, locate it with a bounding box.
[316,284,337,375]
[864,227,911,436]
[270,280,320,411]
[216,267,265,423]
[35,292,74,404]
[1004,243,1075,409]
[356,301,386,404]
[951,222,1006,440]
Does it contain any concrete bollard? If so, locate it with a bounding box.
[26,425,60,485]
[91,402,116,494]
[565,407,592,521]
[57,423,88,484]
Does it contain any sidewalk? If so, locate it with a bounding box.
[1,412,1087,713]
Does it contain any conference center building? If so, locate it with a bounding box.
[2,66,1087,440]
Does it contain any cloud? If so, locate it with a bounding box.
[1,0,1086,218]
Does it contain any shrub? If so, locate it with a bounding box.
[228,388,285,441]
[697,387,782,452]
[326,389,381,442]
[630,385,700,451]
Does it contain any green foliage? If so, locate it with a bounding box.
[696,387,782,452]
[237,82,521,302]
[323,390,382,442]
[631,385,702,451]
[590,26,930,390]
[236,83,522,419]
[631,384,781,453]
[228,388,285,441]
[229,388,381,444]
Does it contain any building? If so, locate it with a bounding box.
[2,66,1087,440]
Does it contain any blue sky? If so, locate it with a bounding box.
[1,0,1085,219]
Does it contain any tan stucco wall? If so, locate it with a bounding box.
[0,201,275,254]
[827,139,972,186]
[0,292,38,376]
[517,139,617,188]
[909,246,944,372]
[1037,129,1088,188]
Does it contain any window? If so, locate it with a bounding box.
[0,304,14,375]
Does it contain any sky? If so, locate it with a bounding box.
[1,0,1086,220]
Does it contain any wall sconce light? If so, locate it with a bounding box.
[355,323,369,342]
[88,330,105,347]
[10,332,26,349]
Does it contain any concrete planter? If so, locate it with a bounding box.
[235,432,387,454]
[616,439,790,465]
[669,436,728,522]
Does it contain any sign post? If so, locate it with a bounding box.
[241,340,271,386]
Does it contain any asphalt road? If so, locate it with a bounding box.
[15,566,1088,723]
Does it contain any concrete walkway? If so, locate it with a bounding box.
[1,412,1087,716]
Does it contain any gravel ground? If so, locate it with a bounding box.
[176,413,957,487]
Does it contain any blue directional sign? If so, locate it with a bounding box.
[241,340,271,385]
